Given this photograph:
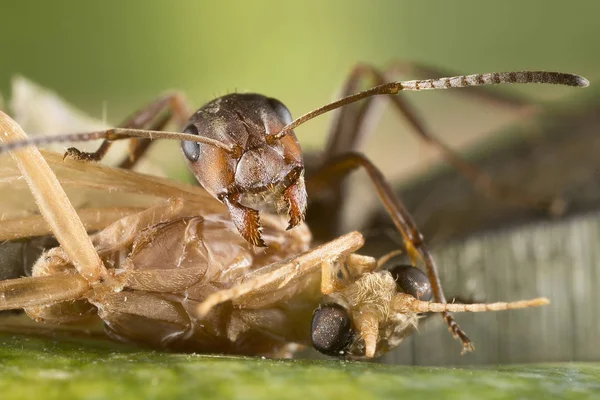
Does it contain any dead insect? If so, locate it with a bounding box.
[0,104,557,358]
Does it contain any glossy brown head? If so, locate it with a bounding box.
[181,94,307,246]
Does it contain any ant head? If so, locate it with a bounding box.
[181,93,307,246]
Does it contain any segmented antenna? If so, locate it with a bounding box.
[268,71,589,141]
[0,128,235,155]
[392,293,549,314]
[0,71,588,154]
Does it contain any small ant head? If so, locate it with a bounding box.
[181,94,306,246]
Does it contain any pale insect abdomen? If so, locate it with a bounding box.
[98,213,316,355]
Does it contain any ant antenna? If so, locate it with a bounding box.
[267,71,589,142]
[0,128,237,155]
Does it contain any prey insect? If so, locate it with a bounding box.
[0,67,587,357]
[0,114,549,358]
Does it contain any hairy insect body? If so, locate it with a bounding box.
[324,270,417,358]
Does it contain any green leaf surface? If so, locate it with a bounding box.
[0,332,598,400]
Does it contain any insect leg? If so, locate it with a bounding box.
[195,231,365,317]
[314,64,564,231]
[307,152,474,352]
[321,253,377,295]
[117,112,172,169]
[0,274,89,311]
[65,92,189,167]
[0,112,108,284]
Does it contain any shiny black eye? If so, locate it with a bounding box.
[181,125,200,162]
[311,303,354,356]
[389,265,432,301]
[267,97,293,126]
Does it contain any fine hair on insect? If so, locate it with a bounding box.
[0,66,589,358]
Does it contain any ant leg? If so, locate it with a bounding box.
[116,112,172,169]
[316,64,560,238]
[65,92,189,167]
[307,152,474,352]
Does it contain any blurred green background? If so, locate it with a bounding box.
[0,1,597,169]
[0,0,599,370]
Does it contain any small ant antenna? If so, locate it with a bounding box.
[0,128,237,155]
[267,71,589,142]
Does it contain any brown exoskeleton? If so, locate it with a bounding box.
[0,113,549,358]
[0,68,588,355]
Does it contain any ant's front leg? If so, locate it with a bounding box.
[65,92,189,169]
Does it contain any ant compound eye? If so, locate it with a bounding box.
[311,303,354,356]
[267,97,293,126]
[181,125,200,162]
[389,265,432,301]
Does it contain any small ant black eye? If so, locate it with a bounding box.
[267,97,293,126]
[181,125,200,162]
[389,265,432,301]
[311,303,354,356]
